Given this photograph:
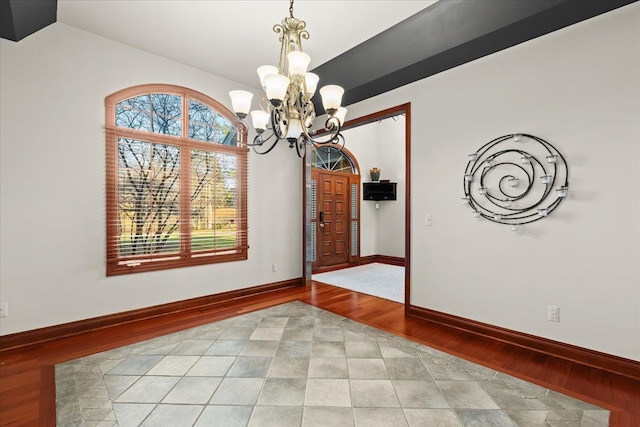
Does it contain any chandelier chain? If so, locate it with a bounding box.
[289,0,294,18]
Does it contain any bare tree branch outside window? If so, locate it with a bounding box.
[114,92,240,258]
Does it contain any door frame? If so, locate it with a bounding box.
[302,103,411,313]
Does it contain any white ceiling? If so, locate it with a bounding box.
[58,1,436,90]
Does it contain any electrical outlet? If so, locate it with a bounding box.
[272,263,278,272]
[0,302,8,318]
[548,305,560,322]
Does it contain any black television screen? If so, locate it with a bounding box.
[363,182,397,201]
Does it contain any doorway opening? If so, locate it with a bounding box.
[303,103,411,309]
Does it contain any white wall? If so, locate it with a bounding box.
[340,123,379,256]
[344,4,640,360]
[340,117,405,258]
[0,23,302,335]
[375,116,406,258]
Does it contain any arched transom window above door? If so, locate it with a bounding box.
[311,146,358,174]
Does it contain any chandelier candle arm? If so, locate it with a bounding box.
[227,0,346,157]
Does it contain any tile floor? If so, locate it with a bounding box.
[312,263,405,303]
[55,301,609,426]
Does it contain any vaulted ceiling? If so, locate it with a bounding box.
[2,0,636,111]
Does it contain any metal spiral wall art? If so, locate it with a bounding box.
[462,133,569,231]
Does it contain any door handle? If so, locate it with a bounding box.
[319,223,325,228]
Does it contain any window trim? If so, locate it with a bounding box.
[105,84,248,276]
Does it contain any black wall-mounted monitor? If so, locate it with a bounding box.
[363,182,397,201]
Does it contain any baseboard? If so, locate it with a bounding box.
[313,255,405,274]
[314,263,353,274]
[359,255,405,266]
[408,304,640,381]
[0,278,303,352]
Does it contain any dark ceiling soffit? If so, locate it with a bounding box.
[1,0,57,42]
[311,0,638,111]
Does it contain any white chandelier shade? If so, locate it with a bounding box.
[319,85,345,113]
[228,90,253,117]
[228,0,346,157]
[287,51,311,75]
[334,107,348,126]
[257,65,279,87]
[305,72,319,96]
[264,74,290,103]
[250,110,270,131]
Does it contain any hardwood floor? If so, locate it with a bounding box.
[0,282,638,426]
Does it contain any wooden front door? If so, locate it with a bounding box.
[316,171,350,268]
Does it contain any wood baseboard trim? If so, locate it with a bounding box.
[0,278,303,352]
[359,255,405,266]
[408,304,640,381]
[314,263,353,274]
[312,255,405,274]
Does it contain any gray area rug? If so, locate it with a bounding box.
[55,301,608,426]
[313,263,405,303]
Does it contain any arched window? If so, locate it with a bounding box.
[105,84,248,275]
[310,146,357,174]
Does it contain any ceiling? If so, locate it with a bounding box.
[57,0,435,89]
[2,0,636,111]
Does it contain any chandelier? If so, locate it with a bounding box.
[228,0,347,157]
